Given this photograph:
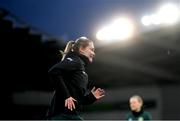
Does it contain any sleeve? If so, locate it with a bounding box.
[80,92,97,105]
[48,68,71,99]
[125,113,131,120]
[144,112,152,120]
[48,57,82,99]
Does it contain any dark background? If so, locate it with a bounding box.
[0,0,180,120]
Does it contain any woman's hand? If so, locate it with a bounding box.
[65,97,77,111]
[91,87,105,99]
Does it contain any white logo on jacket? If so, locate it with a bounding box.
[82,71,87,75]
[66,57,73,61]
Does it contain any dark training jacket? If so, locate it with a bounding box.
[126,109,152,121]
[47,52,97,117]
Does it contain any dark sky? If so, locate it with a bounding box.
[0,0,179,41]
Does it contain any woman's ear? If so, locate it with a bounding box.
[79,47,85,54]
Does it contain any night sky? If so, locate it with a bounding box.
[0,0,179,41]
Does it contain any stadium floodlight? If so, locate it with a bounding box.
[141,3,180,26]
[141,15,152,26]
[151,14,161,25]
[157,3,179,24]
[96,17,135,42]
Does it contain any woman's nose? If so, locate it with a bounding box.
[92,52,95,56]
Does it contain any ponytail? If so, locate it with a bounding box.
[59,37,93,61]
[59,40,75,61]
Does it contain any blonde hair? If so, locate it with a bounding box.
[60,37,93,61]
[130,95,143,105]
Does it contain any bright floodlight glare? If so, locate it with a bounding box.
[141,14,161,26]
[141,3,180,26]
[151,14,161,25]
[96,17,134,42]
[141,15,152,26]
[157,3,179,24]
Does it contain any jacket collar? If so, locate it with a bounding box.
[131,108,144,117]
[66,51,90,66]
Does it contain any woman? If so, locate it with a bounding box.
[47,37,105,120]
[126,95,152,121]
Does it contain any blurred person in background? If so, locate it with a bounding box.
[47,37,105,120]
[126,95,152,121]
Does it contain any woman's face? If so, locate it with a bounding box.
[130,98,142,112]
[79,42,95,63]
